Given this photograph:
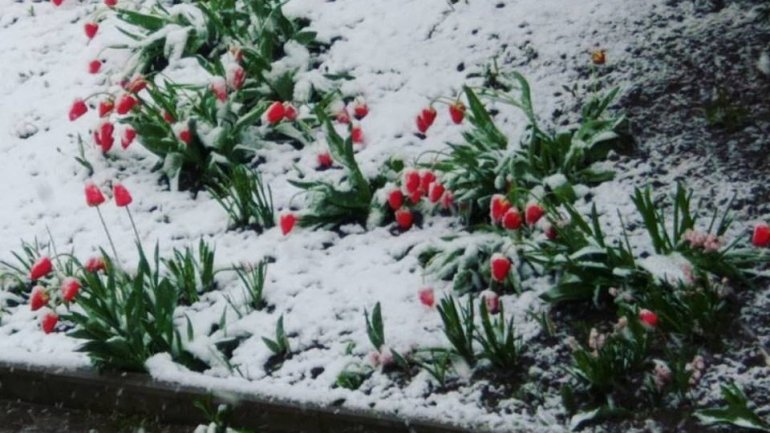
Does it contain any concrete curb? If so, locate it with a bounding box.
[0,361,471,433]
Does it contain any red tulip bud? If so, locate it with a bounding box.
[265,101,285,125]
[211,77,227,102]
[639,309,658,328]
[753,223,770,247]
[178,127,192,144]
[351,126,364,144]
[403,170,420,194]
[336,110,350,124]
[85,257,106,273]
[449,102,465,124]
[88,60,102,74]
[317,151,332,169]
[30,286,50,311]
[85,182,106,207]
[227,65,245,90]
[387,189,404,211]
[441,191,454,209]
[41,311,59,334]
[104,0,118,6]
[116,94,138,115]
[29,257,53,281]
[353,99,368,120]
[490,253,511,282]
[98,99,114,118]
[84,22,99,40]
[418,287,435,308]
[419,170,436,193]
[69,99,88,121]
[113,183,133,207]
[121,127,136,149]
[280,213,297,235]
[525,203,545,226]
[283,103,298,121]
[61,277,81,302]
[490,194,511,223]
[125,75,147,94]
[395,208,413,230]
[428,183,445,204]
[97,121,115,153]
[502,208,523,230]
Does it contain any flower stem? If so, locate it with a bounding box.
[96,207,120,265]
[125,207,144,253]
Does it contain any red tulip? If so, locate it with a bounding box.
[121,127,136,149]
[753,223,770,247]
[336,110,351,124]
[84,22,99,40]
[490,253,511,282]
[415,107,438,134]
[98,99,114,118]
[41,312,59,334]
[97,122,115,153]
[421,107,437,125]
[227,65,245,90]
[525,203,545,226]
[428,183,445,203]
[30,286,49,311]
[490,194,511,223]
[85,182,106,207]
[211,78,227,102]
[284,103,298,121]
[502,208,523,230]
[163,111,175,123]
[30,257,53,281]
[418,287,434,308]
[409,188,423,204]
[69,99,88,121]
[265,101,285,124]
[88,60,102,74]
[639,309,658,328]
[416,115,430,134]
[61,277,81,302]
[317,151,332,169]
[116,94,138,115]
[353,99,368,120]
[351,126,364,144]
[545,225,558,240]
[449,102,465,124]
[104,0,117,6]
[441,190,454,209]
[403,170,420,194]
[419,170,436,193]
[280,213,297,235]
[125,75,147,93]
[52,0,63,5]
[388,189,404,210]
[395,208,413,230]
[113,183,133,207]
[85,257,106,273]
[178,127,192,144]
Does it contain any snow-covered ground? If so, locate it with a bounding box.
[0,0,768,432]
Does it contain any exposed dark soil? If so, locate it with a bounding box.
[617,0,770,209]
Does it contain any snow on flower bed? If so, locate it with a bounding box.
[0,0,769,432]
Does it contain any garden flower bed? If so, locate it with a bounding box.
[0,0,769,432]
